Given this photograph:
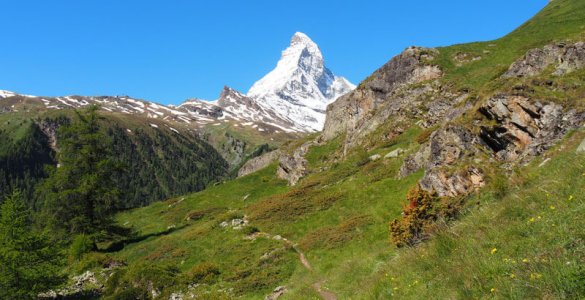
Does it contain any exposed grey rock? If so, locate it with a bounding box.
[276,141,313,185]
[555,42,585,75]
[400,125,485,197]
[401,125,479,178]
[265,286,287,300]
[37,118,63,153]
[39,271,103,299]
[478,95,584,161]
[238,150,281,177]
[73,271,100,288]
[385,148,404,159]
[503,42,585,78]
[453,52,482,66]
[231,219,246,227]
[322,46,443,143]
[577,138,585,154]
[369,154,382,161]
[169,292,184,300]
[420,167,485,197]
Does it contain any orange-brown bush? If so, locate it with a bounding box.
[247,188,342,225]
[415,127,435,144]
[300,215,372,249]
[185,207,223,221]
[389,185,463,247]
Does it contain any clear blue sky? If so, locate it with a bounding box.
[0,0,548,105]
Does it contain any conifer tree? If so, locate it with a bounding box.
[39,105,123,237]
[0,191,63,299]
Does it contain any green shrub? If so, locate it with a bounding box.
[69,234,95,261]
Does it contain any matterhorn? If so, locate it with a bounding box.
[248,32,355,132]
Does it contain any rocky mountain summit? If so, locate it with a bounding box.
[248,32,355,131]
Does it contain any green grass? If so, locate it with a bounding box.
[105,124,424,298]
[366,131,585,299]
[435,0,585,93]
[105,127,585,299]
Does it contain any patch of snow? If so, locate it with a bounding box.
[0,90,16,98]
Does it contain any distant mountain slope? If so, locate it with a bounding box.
[0,109,229,208]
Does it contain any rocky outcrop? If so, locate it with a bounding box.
[578,138,585,154]
[276,142,313,185]
[478,95,584,161]
[420,167,485,198]
[322,47,443,143]
[265,286,287,300]
[39,271,103,299]
[503,42,585,78]
[37,116,69,153]
[400,125,485,197]
[385,148,404,159]
[238,150,281,177]
[399,93,584,197]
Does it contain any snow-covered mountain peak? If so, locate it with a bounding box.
[247,32,355,131]
[290,32,314,47]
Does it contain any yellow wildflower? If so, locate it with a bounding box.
[528,217,536,223]
[491,248,498,255]
[490,288,496,293]
[522,258,530,263]
[568,195,574,201]
[549,205,556,210]
[510,273,516,278]
[530,273,543,280]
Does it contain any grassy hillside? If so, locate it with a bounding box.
[97,125,584,299]
[435,0,585,92]
[96,128,420,298]
[59,0,585,298]
[367,131,585,299]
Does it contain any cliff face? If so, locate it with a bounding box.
[320,42,585,197]
[323,47,447,151]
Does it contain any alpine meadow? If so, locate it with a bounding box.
[0,0,584,299]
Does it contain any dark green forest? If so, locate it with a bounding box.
[0,109,228,209]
